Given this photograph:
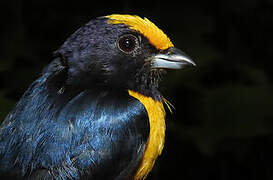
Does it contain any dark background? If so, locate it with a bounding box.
[1,0,273,179]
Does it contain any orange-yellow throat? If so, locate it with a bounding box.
[128,90,166,180]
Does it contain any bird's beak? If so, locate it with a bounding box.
[151,47,196,69]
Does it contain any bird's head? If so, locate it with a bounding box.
[53,14,195,98]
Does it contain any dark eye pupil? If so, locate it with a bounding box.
[124,39,132,49]
[118,35,137,53]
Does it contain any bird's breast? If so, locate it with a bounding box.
[128,90,166,180]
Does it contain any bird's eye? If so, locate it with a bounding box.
[118,34,138,53]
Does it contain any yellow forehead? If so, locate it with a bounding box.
[106,14,174,51]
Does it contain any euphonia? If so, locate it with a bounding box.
[0,14,195,180]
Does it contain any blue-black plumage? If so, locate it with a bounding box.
[0,15,194,179]
[0,67,149,179]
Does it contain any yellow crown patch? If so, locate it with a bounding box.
[106,14,174,51]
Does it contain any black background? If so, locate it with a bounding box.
[1,0,273,179]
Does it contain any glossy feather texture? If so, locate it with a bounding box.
[0,61,149,179]
[0,14,175,180]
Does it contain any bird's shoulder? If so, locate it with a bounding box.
[0,79,150,179]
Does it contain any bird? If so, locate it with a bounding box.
[0,14,195,180]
